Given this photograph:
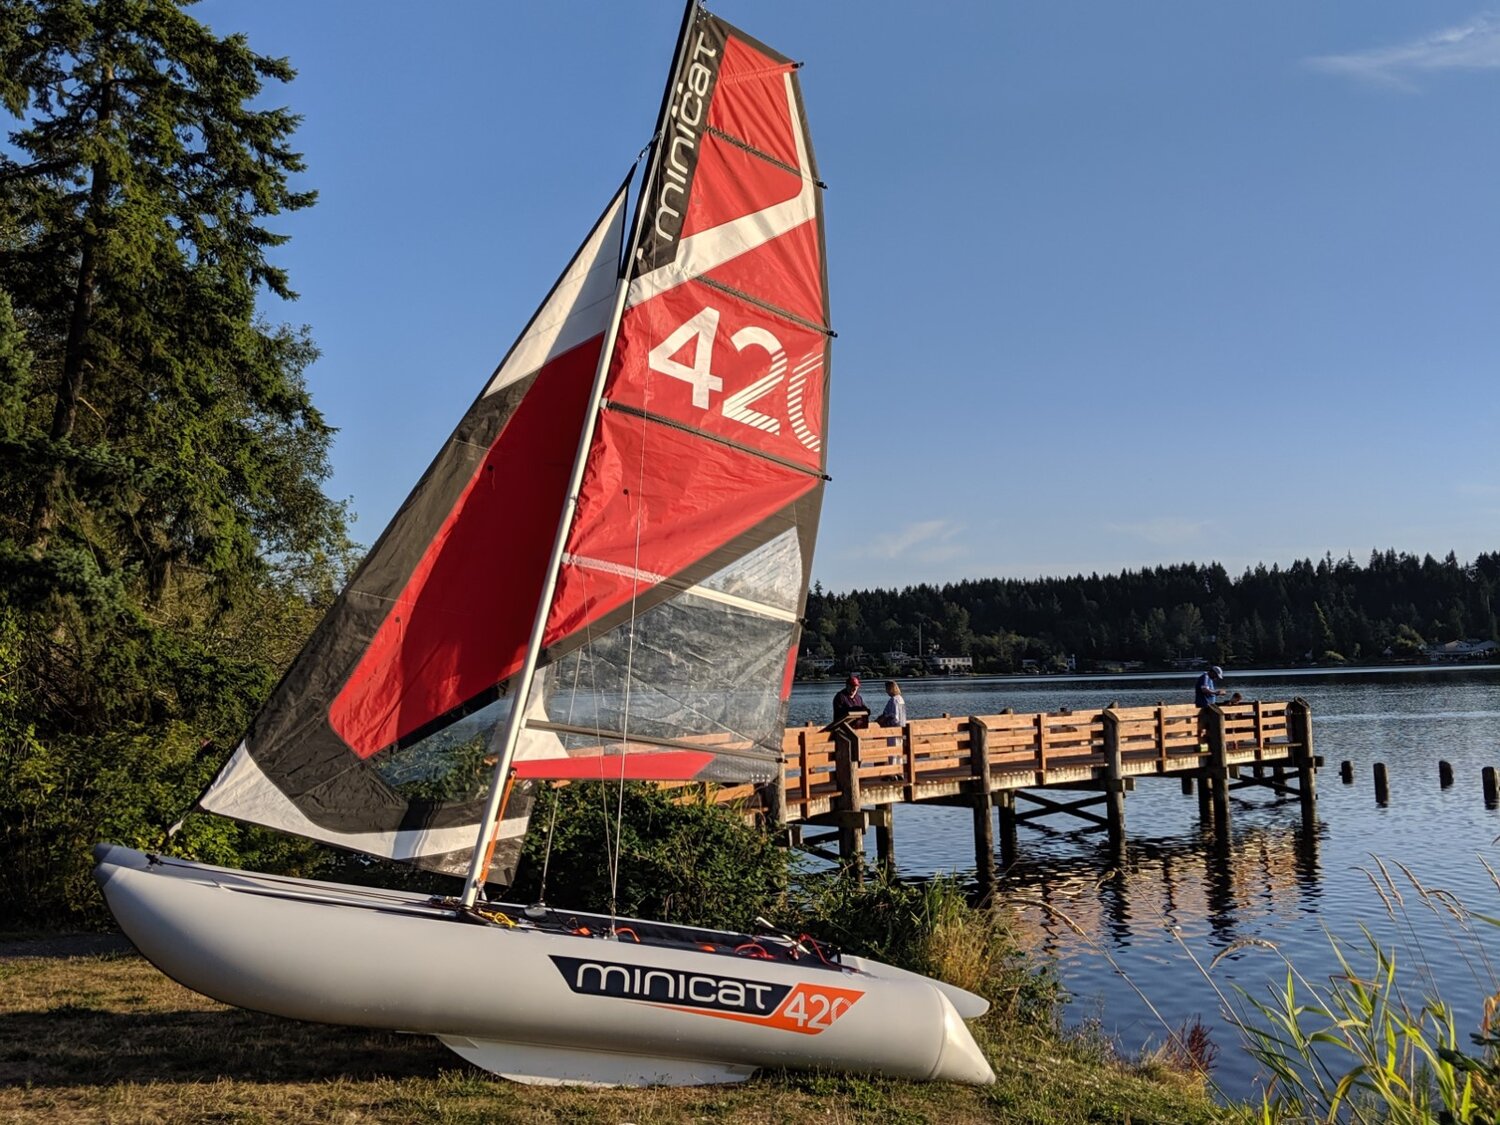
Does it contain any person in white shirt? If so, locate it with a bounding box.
[877,680,907,727]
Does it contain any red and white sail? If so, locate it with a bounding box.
[515,14,829,786]
[196,9,829,885]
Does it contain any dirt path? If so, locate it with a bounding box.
[0,933,131,959]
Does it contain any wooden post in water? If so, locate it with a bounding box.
[1483,766,1498,808]
[1288,697,1316,822]
[1373,762,1390,805]
[1206,706,1231,839]
[832,726,863,876]
[1340,760,1354,784]
[1439,760,1454,788]
[996,789,1018,868]
[968,717,996,899]
[873,805,895,870]
[1180,775,1194,796]
[1101,708,1126,855]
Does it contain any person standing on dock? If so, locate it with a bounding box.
[833,675,868,728]
[877,681,907,728]
[1195,665,1227,707]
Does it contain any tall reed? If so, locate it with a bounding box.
[1193,859,1500,1123]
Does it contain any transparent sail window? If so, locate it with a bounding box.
[370,695,513,803]
[541,590,794,770]
[694,527,803,614]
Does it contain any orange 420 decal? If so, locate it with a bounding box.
[550,955,863,1035]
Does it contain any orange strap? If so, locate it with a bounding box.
[478,777,517,877]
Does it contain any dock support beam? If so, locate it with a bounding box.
[1206,706,1231,840]
[1101,708,1126,856]
[968,717,996,899]
[757,759,790,845]
[832,727,863,878]
[873,805,895,870]
[1288,697,1316,824]
[996,790,1018,869]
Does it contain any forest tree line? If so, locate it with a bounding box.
[801,550,1500,675]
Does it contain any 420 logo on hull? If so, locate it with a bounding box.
[550,955,862,1035]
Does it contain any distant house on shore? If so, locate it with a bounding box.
[926,654,973,673]
[1424,639,1500,662]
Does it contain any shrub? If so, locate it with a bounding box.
[508,781,790,930]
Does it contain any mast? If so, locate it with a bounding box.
[459,0,703,909]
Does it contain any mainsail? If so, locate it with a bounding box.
[197,6,830,887]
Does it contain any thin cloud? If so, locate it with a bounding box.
[1104,517,1208,548]
[860,519,966,563]
[1306,13,1500,90]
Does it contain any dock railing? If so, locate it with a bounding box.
[757,699,1303,824]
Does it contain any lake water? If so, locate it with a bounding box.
[788,666,1500,1100]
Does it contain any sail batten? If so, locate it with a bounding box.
[598,401,826,478]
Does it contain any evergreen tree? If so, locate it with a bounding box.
[0,0,350,924]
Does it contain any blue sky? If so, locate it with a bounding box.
[199,1,1500,592]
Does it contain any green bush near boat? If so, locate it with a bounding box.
[509,781,791,928]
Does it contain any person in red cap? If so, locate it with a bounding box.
[832,674,868,728]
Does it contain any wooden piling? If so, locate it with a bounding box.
[1101,708,1126,855]
[1374,762,1389,805]
[1483,766,1498,808]
[1340,760,1354,784]
[832,726,863,875]
[1439,760,1454,788]
[1180,775,1194,796]
[996,790,1019,869]
[968,717,996,898]
[758,750,789,841]
[1288,698,1316,821]
[1205,706,1230,838]
[873,805,895,869]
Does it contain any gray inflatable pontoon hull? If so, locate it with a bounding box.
[93,845,994,1087]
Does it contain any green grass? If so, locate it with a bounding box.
[0,936,1229,1124]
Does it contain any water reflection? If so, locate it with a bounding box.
[1002,818,1323,959]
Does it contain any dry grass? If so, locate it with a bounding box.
[0,937,1228,1124]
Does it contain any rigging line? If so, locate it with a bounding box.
[571,567,618,915]
[566,535,628,907]
[609,312,656,931]
[538,599,593,907]
[535,776,561,904]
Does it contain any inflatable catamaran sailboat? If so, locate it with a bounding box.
[95,0,995,1087]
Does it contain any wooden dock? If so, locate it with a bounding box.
[709,699,1318,895]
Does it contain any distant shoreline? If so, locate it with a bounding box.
[793,662,1500,687]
